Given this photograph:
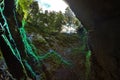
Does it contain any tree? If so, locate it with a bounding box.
[26,2,66,35]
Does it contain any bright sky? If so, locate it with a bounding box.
[36,0,68,13]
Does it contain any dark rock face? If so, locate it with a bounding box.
[0,36,25,79]
[65,0,120,80]
[0,0,26,79]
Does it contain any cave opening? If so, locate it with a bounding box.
[0,0,91,80]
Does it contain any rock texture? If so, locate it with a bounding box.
[65,0,120,80]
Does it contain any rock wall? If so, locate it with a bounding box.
[65,0,120,80]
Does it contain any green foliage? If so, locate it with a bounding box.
[25,1,80,36]
[16,0,33,19]
[26,11,65,35]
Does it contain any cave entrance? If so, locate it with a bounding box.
[0,0,91,79]
[24,0,91,80]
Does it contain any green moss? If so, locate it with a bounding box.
[85,50,91,80]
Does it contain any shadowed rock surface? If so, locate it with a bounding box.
[65,0,120,80]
